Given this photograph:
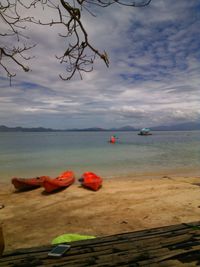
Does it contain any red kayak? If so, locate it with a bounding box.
[43,170,75,193]
[12,176,48,191]
[79,172,103,191]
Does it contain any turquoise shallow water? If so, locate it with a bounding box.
[0,131,199,183]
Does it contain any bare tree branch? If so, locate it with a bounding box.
[0,0,152,81]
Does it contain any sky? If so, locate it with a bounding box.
[0,0,200,129]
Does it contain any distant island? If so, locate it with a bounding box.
[0,122,200,132]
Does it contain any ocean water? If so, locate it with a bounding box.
[0,131,199,183]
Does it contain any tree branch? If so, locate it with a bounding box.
[0,0,152,81]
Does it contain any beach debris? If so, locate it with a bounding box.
[193,183,200,187]
[120,220,128,224]
[162,176,174,181]
[0,204,4,209]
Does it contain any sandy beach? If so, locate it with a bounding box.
[1,173,200,253]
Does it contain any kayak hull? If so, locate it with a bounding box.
[12,176,48,191]
[81,172,102,191]
[43,171,75,193]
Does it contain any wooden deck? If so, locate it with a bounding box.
[1,221,200,266]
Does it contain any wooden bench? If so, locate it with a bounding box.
[1,221,200,266]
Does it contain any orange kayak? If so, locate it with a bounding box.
[43,170,75,193]
[79,172,103,191]
[12,176,48,191]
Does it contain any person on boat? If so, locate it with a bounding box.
[109,135,116,144]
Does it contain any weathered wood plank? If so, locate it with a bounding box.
[1,221,200,267]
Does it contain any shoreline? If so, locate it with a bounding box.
[0,165,199,185]
[1,173,200,252]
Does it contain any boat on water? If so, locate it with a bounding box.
[12,176,48,191]
[138,128,152,136]
[109,135,116,144]
[42,170,75,193]
[79,172,103,191]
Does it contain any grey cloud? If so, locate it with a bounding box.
[0,1,200,128]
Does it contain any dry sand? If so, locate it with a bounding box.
[1,174,200,252]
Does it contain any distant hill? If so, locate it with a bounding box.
[67,127,105,132]
[0,122,199,132]
[0,125,138,132]
[67,125,138,131]
[110,125,138,131]
[0,125,57,132]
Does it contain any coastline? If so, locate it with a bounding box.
[1,173,200,252]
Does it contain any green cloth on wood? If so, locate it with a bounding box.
[52,233,96,244]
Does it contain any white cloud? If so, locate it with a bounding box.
[0,0,200,128]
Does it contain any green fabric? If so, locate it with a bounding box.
[52,234,96,244]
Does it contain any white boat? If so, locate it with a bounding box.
[138,128,152,136]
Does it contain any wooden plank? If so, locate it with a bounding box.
[2,238,199,267]
[1,221,200,267]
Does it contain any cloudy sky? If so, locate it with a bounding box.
[0,0,200,129]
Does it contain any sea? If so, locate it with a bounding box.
[0,131,199,183]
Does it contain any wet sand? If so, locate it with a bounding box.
[1,174,200,252]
